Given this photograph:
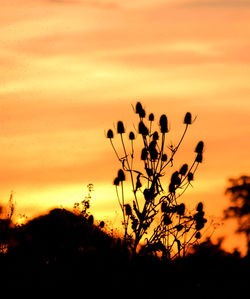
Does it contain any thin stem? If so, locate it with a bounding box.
[161,124,189,171]
[110,139,121,161]
[120,134,140,211]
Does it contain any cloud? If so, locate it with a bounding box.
[47,0,119,9]
[181,0,250,8]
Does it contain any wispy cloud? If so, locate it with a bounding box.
[47,0,119,9]
[181,0,250,8]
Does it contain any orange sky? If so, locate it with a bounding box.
[0,0,250,253]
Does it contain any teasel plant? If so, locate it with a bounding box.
[106,102,207,259]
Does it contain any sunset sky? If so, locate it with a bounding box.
[0,0,250,253]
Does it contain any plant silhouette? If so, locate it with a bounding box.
[106,102,207,258]
[224,175,250,256]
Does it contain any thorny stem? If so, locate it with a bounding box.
[161,124,189,172]
[120,134,140,211]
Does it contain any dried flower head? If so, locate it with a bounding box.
[171,171,181,186]
[195,141,204,154]
[162,214,172,225]
[113,177,120,186]
[196,202,203,212]
[184,112,192,125]
[135,102,143,114]
[118,169,125,181]
[129,131,135,140]
[195,153,203,163]
[149,113,154,121]
[117,121,125,134]
[161,154,167,162]
[138,121,149,136]
[179,164,188,176]
[124,204,132,216]
[141,148,148,160]
[177,203,185,216]
[195,232,201,239]
[159,114,168,133]
[152,131,159,141]
[99,221,105,228]
[139,108,146,119]
[188,172,194,182]
[107,129,114,139]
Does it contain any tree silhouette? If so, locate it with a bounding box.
[224,175,250,255]
[106,102,207,258]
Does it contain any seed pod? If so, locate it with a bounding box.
[117,169,125,181]
[149,113,154,121]
[162,214,172,225]
[196,202,203,212]
[195,232,201,239]
[171,171,181,186]
[176,224,184,232]
[99,221,105,228]
[113,177,120,186]
[188,172,194,182]
[149,141,158,160]
[124,204,132,216]
[177,203,185,216]
[161,154,167,162]
[141,148,148,160]
[196,153,203,163]
[139,108,146,119]
[135,102,143,114]
[107,129,114,139]
[129,131,135,140]
[195,141,204,154]
[117,121,125,134]
[169,183,176,194]
[195,220,205,231]
[152,131,159,141]
[184,112,192,125]
[179,164,188,176]
[159,114,168,133]
[138,121,149,136]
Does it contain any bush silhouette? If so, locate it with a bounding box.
[224,175,250,256]
[106,102,207,258]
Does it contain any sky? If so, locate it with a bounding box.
[0,0,250,253]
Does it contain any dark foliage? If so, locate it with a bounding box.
[224,175,250,255]
[0,208,249,292]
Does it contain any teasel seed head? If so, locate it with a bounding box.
[188,172,194,182]
[195,153,203,163]
[129,131,135,140]
[138,121,149,136]
[124,204,132,216]
[141,148,148,160]
[149,113,154,121]
[135,102,143,114]
[179,164,188,176]
[159,114,168,133]
[113,177,120,186]
[107,129,114,139]
[152,131,159,141]
[117,169,126,181]
[161,154,167,162]
[184,112,192,125]
[117,121,125,134]
[195,141,204,154]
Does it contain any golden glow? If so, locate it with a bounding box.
[0,0,250,254]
